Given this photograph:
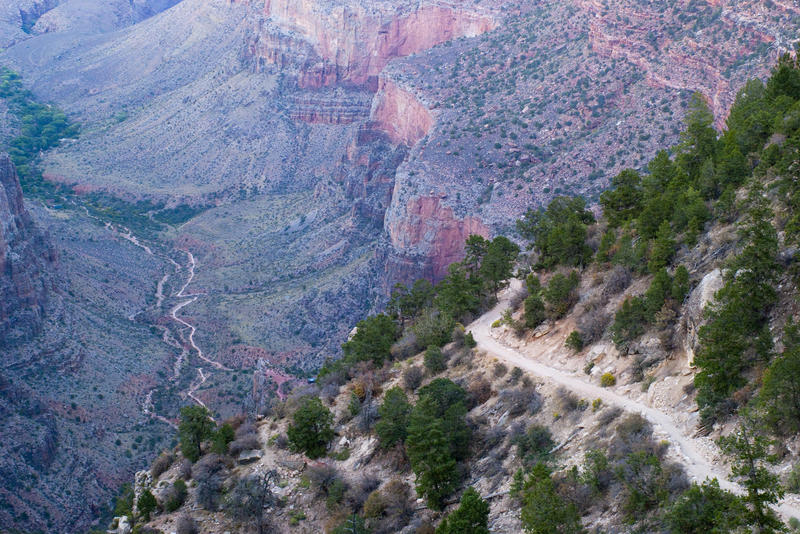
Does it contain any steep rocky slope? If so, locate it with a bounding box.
[0,153,54,347]
[0,182,180,532]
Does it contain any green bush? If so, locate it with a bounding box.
[543,271,580,319]
[424,346,447,374]
[136,490,158,521]
[464,331,477,348]
[600,373,616,387]
[287,397,334,459]
[565,331,583,351]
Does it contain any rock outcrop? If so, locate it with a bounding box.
[386,195,489,282]
[252,0,495,89]
[0,154,54,347]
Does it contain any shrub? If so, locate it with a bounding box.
[464,331,477,348]
[543,271,580,319]
[592,399,602,412]
[151,451,173,479]
[493,362,508,377]
[363,490,385,518]
[413,309,455,349]
[578,309,611,345]
[600,373,616,387]
[514,425,555,466]
[287,397,334,459]
[524,295,546,328]
[229,432,260,457]
[786,463,800,493]
[602,265,632,296]
[565,331,583,351]
[210,423,235,455]
[175,514,197,534]
[403,365,424,391]
[424,346,447,374]
[509,366,523,384]
[165,479,188,512]
[193,454,228,510]
[468,377,493,405]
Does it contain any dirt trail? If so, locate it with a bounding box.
[170,251,231,372]
[469,280,800,521]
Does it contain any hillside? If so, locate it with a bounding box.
[114,56,800,533]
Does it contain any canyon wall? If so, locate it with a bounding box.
[253,0,495,89]
[0,154,54,347]
[386,195,489,282]
[370,77,434,146]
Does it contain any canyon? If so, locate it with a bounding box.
[0,0,798,531]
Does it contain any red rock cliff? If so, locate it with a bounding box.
[386,195,489,281]
[256,0,495,89]
[370,77,433,146]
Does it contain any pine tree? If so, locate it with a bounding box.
[287,397,334,459]
[436,487,489,534]
[648,221,676,273]
[599,169,643,228]
[178,405,215,462]
[517,464,584,534]
[406,399,459,510]
[375,387,412,449]
[717,416,785,532]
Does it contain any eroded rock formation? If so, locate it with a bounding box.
[0,154,54,346]
[252,0,495,89]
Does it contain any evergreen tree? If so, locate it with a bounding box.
[436,487,490,534]
[671,265,690,302]
[287,397,334,459]
[342,314,399,366]
[178,405,215,462]
[665,479,746,534]
[677,93,718,180]
[717,417,785,532]
[136,489,158,521]
[406,399,459,510]
[516,464,584,534]
[416,379,471,461]
[375,387,412,449]
[517,196,595,268]
[760,321,800,435]
[694,183,779,416]
[599,169,643,228]
[463,234,489,276]
[480,236,520,296]
[648,221,676,273]
[435,263,481,319]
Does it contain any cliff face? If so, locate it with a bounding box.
[0,154,54,346]
[254,0,495,89]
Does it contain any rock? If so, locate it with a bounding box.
[0,154,55,347]
[237,449,262,464]
[683,268,723,363]
[107,515,131,534]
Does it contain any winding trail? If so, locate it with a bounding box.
[85,214,229,420]
[469,281,800,521]
[170,251,231,372]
